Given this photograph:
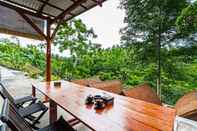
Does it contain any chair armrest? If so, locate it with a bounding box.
[14,95,37,106]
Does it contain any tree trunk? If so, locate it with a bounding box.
[157,29,161,99]
[156,2,162,99]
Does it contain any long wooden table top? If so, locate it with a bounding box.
[32,81,176,131]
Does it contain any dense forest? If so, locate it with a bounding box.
[0,0,197,105]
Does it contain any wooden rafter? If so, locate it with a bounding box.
[17,11,47,39]
[50,0,103,38]
[51,21,61,40]
[38,0,74,17]
[0,0,105,25]
[62,0,106,22]
[52,0,87,23]
[38,0,64,11]
[70,0,88,10]
[91,0,103,6]
[0,1,50,20]
[4,0,55,18]
[38,0,50,14]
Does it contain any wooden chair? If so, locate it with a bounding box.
[0,82,37,107]
[0,82,48,127]
[0,99,75,131]
[122,83,162,105]
[71,78,101,87]
[90,80,123,95]
[175,90,197,121]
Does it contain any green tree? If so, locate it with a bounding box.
[54,19,97,57]
[119,0,189,97]
[53,19,98,78]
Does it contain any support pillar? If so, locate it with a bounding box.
[46,20,51,82]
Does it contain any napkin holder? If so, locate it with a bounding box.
[54,81,61,87]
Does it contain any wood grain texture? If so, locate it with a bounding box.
[32,81,176,131]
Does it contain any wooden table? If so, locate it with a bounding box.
[32,81,176,131]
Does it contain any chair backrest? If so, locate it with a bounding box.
[122,83,162,105]
[90,80,123,94]
[0,99,33,131]
[0,82,15,105]
[175,90,197,121]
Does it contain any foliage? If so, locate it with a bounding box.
[1,41,197,105]
[0,41,44,78]
[176,1,197,36]
[54,19,98,70]
[119,0,188,45]
[119,0,197,101]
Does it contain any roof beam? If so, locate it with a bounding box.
[52,0,87,24]
[51,0,106,40]
[51,22,61,40]
[70,0,88,10]
[38,0,64,11]
[38,0,50,14]
[5,0,55,18]
[62,0,106,22]
[37,0,74,17]
[0,1,50,20]
[17,11,47,39]
[91,0,103,6]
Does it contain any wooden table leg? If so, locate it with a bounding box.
[49,99,57,123]
[32,85,36,97]
[44,96,49,102]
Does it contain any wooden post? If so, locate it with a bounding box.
[46,20,51,82]
[32,85,36,97]
[49,99,57,123]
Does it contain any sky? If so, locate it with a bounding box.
[77,0,125,48]
[0,0,125,49]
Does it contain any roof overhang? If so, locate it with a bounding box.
[0,0,106,40]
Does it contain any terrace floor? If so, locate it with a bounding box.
[0,66,89,131]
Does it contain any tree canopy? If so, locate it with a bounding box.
[176,1,197,39]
